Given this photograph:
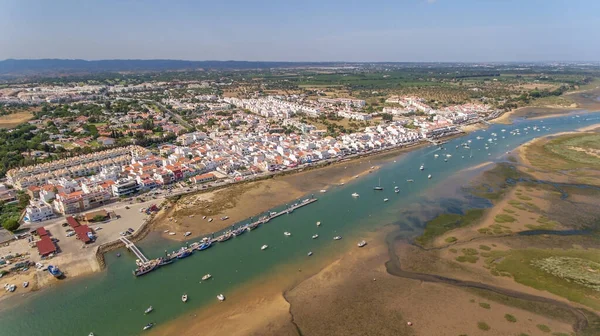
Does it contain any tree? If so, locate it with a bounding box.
[381,113,393,121]
[2,218,20,232]
[92,215,106,222]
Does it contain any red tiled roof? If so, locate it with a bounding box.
[66,216,80,228]
[74,225,91,243]
[36,227,48,236]
[36,236,56,256]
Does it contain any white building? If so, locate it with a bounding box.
[24,200,55,222]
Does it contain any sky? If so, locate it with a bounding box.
[0,0,599,62]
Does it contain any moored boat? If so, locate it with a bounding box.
[202,274,212,281]
[184,232,191,237]
[143,323,154,331]
[316,221,321,226]
[307,251,313,256]
[144,306,153,314]
[47,265,63,278]
[182,294,188,302]
[284,232,291,236]
[333,236,342,240]
[198,241,212,251]
[312,234,319,239]
[23,281,29,288]
[428,174,432,179]
[261,244,268,250]
[383,198,389,202]
[133,261,159,277]
[176,248,193,259]
[217,294,225,301]
[351,193,360,197]
[358,240,367,247]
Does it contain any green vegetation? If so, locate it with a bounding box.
[477,322,490,331]
[445,236,457,243]
[2,218,20,232]
[456,255,479,263]
[504,314,517,322]
[495,214,516,223]
[416,209,485,246]
[479,245,492,251]
[537,324,551,333]
[478,302,491,309]
[517,195,532,201]
[485,249,600,310]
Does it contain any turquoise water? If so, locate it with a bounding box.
[0,113,598,336]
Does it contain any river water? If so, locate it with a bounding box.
[0,113,598,335]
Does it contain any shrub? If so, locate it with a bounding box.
[479,245,492,251]
[2,218,20,232]
[479,302,491,309]
[445,236,457,243]
[537,324,551,333]
[477,322,490,331]
[504,314,517,322]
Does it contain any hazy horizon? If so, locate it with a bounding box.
[1,0,599,62]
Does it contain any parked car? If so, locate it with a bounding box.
[66,232,75,237]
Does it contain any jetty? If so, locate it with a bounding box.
[120,236,150,264]
[128,197,318,276]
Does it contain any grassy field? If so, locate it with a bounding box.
[486,248,600,311]
[416,208,485,246]
[0,111,34,128]
[526,133,600,171]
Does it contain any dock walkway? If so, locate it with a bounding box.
[120,236,150,264]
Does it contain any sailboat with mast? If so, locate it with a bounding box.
[373,177,383,191]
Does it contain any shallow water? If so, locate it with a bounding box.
[0,113,598,336]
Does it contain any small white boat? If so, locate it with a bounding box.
[333,236,342,240]
[351,193,360,197]
[316,221,321,226]
[312,234,319,239]
[383,198,389,202]
[144,306,153,314]
[23,281,29,288]
[320,189,327,193]
[420,164,424,171]
[217,294,225,301]
[89,333,95,336]
[434,154,439,158]
[184,232,191,237]
[428,174,432,179]
[307,252,313,256]
[358,240,367,248]
[163,230,169,233]
[182,294,188,302]
[202,216,206,219]
[202,274,212,281]
[208,218,213,222]
[406,179,414,183]
[143,323,154,331]
[446,154,452,158]
[261,245,268,250]
[169,232,176,236]
[284,232,291,236]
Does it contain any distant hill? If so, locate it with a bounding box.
[0,59,341,77]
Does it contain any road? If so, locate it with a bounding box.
[144,100,194,130]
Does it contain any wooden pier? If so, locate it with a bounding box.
[131,197,318,275]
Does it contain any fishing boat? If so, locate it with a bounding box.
[307,252,313,256]
[358,240,367,247]
[47,265,63,278]
[23,281,29,288]
[202,274,212,281]
[184,232,191,237]
[158,257,174,266]
[133,261,159,277]
[351,192,360,197]
[261,244,269,250]
[144,306,153,314]
[176,248,193,259]
[333,236,342,240]
[420,164,424,171]
[373,178,383,191]
[383,198,389,202]
[182,294,188,302]
[198,241,212,251]
[217,294,225,301]
[316,221,321,226]
[428,174,432,179]
[232,227,247,237]
[143,323,154,331]
[312,234,319,239]
[218,232,233,242]
[406,179,414,183]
